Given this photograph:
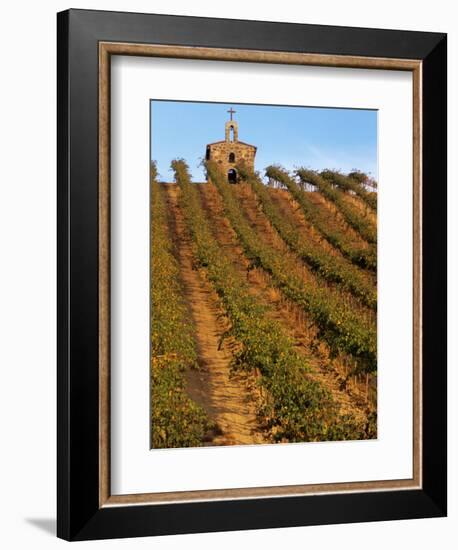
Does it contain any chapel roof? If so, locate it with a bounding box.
[206,140,257,150]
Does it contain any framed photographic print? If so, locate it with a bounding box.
[57,9,447,541]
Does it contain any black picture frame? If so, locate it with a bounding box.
[57,8,447,541]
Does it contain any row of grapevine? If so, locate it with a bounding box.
[172,159,368,442]
[151,172,211,448]
[237,163,376,310]
[265,165,377,272]
[321,169,377,211]
[207,161,376,375]
[296,168,376,245]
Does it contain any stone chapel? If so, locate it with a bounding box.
[205,108,257,183]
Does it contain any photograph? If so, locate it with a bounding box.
[51,6,447,543]
[150,100,378,449]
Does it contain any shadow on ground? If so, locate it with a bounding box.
[25,518,56,536]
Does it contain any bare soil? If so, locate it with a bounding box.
[197,183,372,425]
[340,192,377,227]
[269,189,376,287]
[306,189,372,251]
[163,184,266,446]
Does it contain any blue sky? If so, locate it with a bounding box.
[150,100,377,182]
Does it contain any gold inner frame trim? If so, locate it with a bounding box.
[99,41,422,507]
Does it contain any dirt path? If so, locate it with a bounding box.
[305,189,371,251]
[163,184,266,446]
[198,183,371,424]
[269,189,375,287]
[235,184,374,322]
[340,192,377,226]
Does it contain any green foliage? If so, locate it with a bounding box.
[151,357,211,448]
[151,177,211,448]
[151,189,197,367]
[296,168,376,245]
[208,161,376,375]
[322,169,377,210]
[237,163,376,310]
[172,159,366,442]
[150,160,158,181]
[265,165,377,272]
[348,170,367,184]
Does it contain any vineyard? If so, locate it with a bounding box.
[151,160,377,448]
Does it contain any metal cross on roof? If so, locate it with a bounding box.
[227,107,236,121]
